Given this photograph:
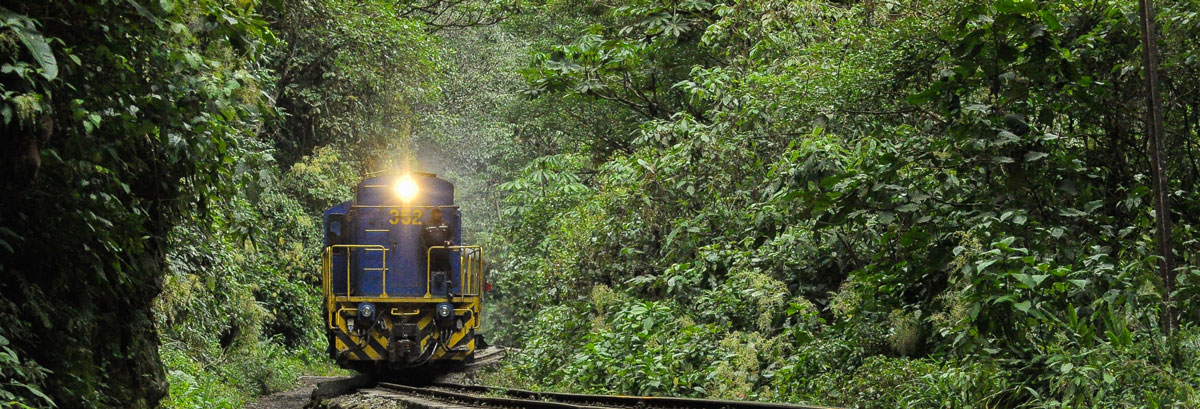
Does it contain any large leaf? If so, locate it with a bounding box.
[0,7,57,80]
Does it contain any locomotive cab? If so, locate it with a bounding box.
[321,172,484,371]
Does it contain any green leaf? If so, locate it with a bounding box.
[877,211,896,224]
[1059,208,1086,217]
[976,259,998,273]
[1015,273,1048,289]
[907,87,938,105]
[1024,151,1048,162]
[1013,300,1031,313]
[1,7,58,80]
[1041,10,1063,30]
[1014,273,1034,288]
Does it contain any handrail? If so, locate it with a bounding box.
[322,243,483,330]
[425,245,483,298]
[322,244,387,329]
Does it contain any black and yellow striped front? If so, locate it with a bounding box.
[329,298,481,367]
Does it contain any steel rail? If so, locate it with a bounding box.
[460,346,506,369]
[376,382,604,409]
[422,382,842,409]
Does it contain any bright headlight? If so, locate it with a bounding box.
[393,175,419,202]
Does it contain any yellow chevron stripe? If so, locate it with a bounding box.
[458,338,475,360]
[362,341,382,359]
[333,315,394,360]
[367,331,389,360]
[330,300,486,362]
[333,330,370,360]
[429,317,478,361]
[446,316,476,347]
[333,319,355,359]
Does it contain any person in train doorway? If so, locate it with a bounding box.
[422,207,454,297]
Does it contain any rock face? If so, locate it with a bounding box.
[0,84,170,407]
[2,0,268,406]
[0,207,170,408]
[0,2,205,406]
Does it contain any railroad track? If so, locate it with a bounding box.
[359,381,842,409]
[461,346,507,369]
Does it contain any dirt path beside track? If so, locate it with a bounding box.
[246,376,363,409]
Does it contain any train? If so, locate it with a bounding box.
[320,172,485,371]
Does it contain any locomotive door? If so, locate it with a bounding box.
[325,213,349,296]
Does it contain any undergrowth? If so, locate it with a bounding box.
[160,341,344,409]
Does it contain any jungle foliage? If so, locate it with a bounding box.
[482,0,1200,407]
[1,0,276,406]
[0,0,477,407]
[4,0,1200,408]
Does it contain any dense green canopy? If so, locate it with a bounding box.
[2,0,1199,407]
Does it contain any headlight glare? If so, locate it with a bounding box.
[393,175,419,202]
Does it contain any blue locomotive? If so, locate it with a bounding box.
[321,172,484,370]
